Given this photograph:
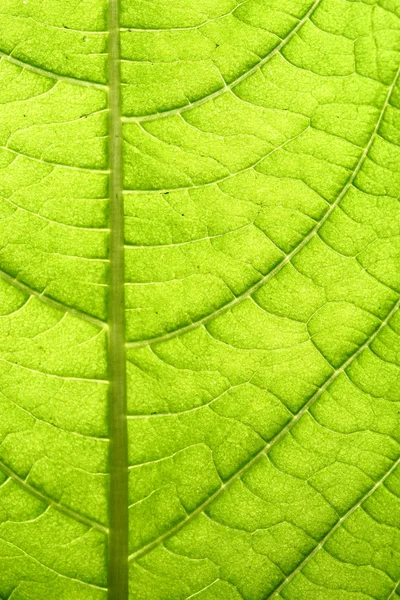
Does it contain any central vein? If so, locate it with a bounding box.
[107,0,129,597]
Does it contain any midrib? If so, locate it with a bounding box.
[108,0,129,597]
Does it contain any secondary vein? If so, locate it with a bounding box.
[128,295,400,563]
[0,50,108,90]
[125,61,400,350]
[107,0,129,596]
[267,455,400,599]
[0,267,108,330]
[121,0,322,124]
[0,459,108,534]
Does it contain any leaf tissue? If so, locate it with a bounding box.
[0,0,399,598]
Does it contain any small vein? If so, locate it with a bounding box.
[2,146,110,174]
[0,267,108,330]
[0,14,108,35]
[361,504,400,533]
[1,194,109,232]
[121,0,322,123]
[184,580,221,599]
[127,296,400,562]
[0,537,107,590]
[123,123,310,194]
[120,0,250,32]
[125,61,400,349]
[0,388,108,443]
[126,383,246,419]
[0,357,108,384]
[0,50,108,90]
[0,459,108,535]
[124,222,252,249]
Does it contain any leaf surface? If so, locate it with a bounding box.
[0,0,400,599]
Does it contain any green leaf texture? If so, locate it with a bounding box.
[0,0,400,598]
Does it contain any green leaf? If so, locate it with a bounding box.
[0,0,399,599]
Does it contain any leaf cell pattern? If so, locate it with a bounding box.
[0,0,399,599]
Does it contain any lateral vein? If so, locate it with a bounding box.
[121,0,322,123]
[0,459,109,534]
[0,50,108,90]
[0,267,108,330]
[125,62,400,350]
[266,455,400,599]
[128,295,400,562]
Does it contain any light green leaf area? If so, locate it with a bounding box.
[0,0,400,598]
